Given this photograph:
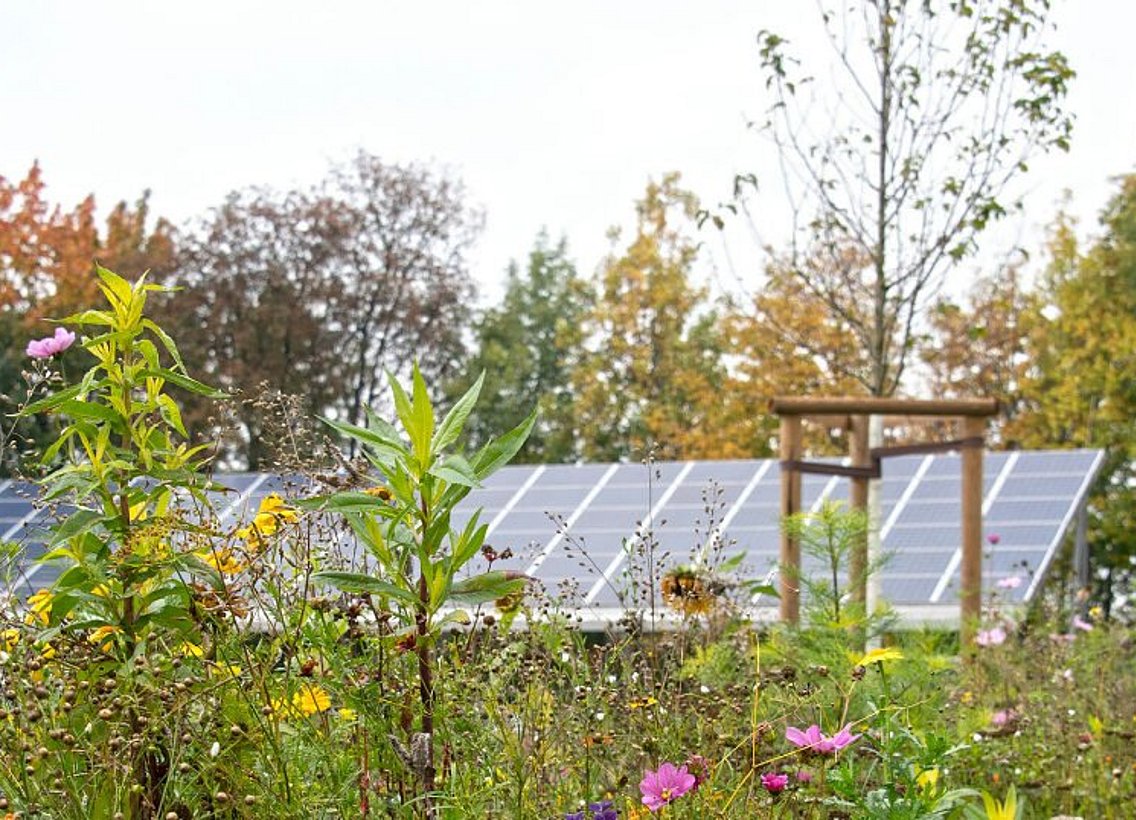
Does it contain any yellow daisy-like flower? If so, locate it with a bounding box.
[197,547,246,575]
[88,625,122,653]
[25,589,53,626]
[661,568,716,617]
[916,767,940,792]
[236,493,300,550]
[293,683,331,716]
[628,695,659,710]
[362,486,393,501]
[857,647,905,666]
[337,707,358,721]
[1,628,19,652]
[179,642,205,658]
[208,661,242,679]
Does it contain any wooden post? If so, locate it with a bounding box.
[959,416,985,647]
[779,415,802,624]
[848,414,870,612]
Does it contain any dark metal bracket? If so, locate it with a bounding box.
[780,436,985,479]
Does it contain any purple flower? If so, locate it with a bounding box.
[588,801,618,820]
[26,327,76,359]
[987,533,1001,545]
[761,772,790,794]
[795,769,813,783]
[785,723,860,754]
[996,575,1022,590]
[975,625,1007,647]
[640,762,696,812]
[566,813,585,820]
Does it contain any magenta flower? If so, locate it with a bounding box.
[760,772,789,794]
[975,625,1007,647]
[987,533,1001,545]
[639,762,696,812]
[26,327,76,359]
[996,575,1022,590]
[785,723,860,754]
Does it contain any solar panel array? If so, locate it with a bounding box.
[2,449,1103,624]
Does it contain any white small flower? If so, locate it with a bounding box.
[210,741,221,758]
[1067,708,1076,717]
[594,711,605,721]
[700,685,710,694]
[631,672,639,683]
[607,674,617,684]
[972,732,983,742]
[560,651,571,663]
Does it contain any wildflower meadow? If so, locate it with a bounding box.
[1,270,1134,820]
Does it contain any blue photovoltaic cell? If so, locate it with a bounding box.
[1,450,1103,619]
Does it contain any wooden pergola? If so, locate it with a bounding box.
[770,396,1000,646]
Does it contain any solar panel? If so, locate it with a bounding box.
[2,449,1104,625]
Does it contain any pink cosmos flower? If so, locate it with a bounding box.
[996,575,1022,590]
[760,772,789,794]
[785,723,860,754]
[26,327,76,359]
[639,762,696,812]
[975,625,1007,647]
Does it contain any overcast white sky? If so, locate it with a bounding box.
[3,1,1133,304]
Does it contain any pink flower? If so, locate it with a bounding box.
[795,769,813,783]
[991,708,1017,727]
[975,626,1007,647]
[26,327,77,359]
[1072,615,1093,632]
[785,723,860,754]
[986,533,1001,545]
[640,762,696,812]
[996,575,1022,590]
[761,772,789,794]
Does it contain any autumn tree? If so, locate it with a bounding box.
[1010,178,1136,607]
[0,164,176,473]
[755,0,1074,396]
[571,175,739,461]
[722,259,867,455]
[160,152,479,468]
[919,260,1041,440]
[447,231,590,462]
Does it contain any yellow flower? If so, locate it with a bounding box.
[362,486,393,501]
[236,494,300,550]
[88,625,122,653]
[628,696,658,710]
[337,707,357,721]
[857,647,904,666]
[208,661,242,679]
[916,767,940,792]
[293,683,331,716]
[39,643,56,661]
[25,588,53,626]
[92,583,112,598]
[197,547,246,575]
[1,628,19,652]
[179,642,205,658]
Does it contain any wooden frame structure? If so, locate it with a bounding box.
[770,397,999,645]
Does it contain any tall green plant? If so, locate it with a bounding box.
[310,364,535,815]
[18,266,225,817]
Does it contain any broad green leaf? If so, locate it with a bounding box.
[718,552,747,572]
[297,491,394,515]
[410,362,435,467]
[312,571,419,609]
[431,371,483,452]
[471,407,537,480]
[427,453,479,488]
[446,570,530,607]
[45,508,107,549]
[139,368,227,399]
[321,416,408,463]
[19,383,86,417]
